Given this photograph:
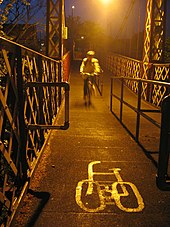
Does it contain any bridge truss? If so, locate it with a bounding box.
[143,0,167,64]
[46,0,65,59]
[47,0,167,63]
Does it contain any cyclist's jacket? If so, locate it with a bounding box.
[80,58,101,75]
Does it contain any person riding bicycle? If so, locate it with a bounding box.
[80,50,101,104]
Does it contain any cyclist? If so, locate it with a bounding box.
[80,50,101,104]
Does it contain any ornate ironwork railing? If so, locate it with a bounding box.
[104,53,170,107]
[0,36,70,226]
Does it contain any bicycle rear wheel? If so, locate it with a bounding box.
[75,180,106,212]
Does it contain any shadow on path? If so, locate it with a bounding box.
[25,189,50,227]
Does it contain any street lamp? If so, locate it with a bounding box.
[100,0,112,4]
[72,5,75,17]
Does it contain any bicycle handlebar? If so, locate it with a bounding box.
[81,72,97,76]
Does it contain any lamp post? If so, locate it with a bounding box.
[72,5,75,17]
[71,5,75,59]
[71,5,75,37]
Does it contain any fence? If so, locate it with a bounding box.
[0,36,70,226]
[103,53,170,107]
[110,76,170,190]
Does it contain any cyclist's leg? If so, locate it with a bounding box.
[84,79,88,103]
[90,76,96,96]
[87,79,91,105]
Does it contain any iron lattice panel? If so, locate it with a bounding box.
[143,0,152,63]
[48,0,60,58]
[151,64,170,106]
[0,49,20,223]
[124,58,141,95]
[47,0,65,59]
[0,37,62,225]
[105,53,170,107]
[22,54,60,172]
[151,0,166,62]
[143,0,166,63]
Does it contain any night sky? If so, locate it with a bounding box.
[65,0,146,35]
[0,0,169,37]
[65,0,170,37]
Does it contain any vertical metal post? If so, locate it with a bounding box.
[54,61,58,114]
[157,95,170,190]
[37,55,45,145]
[120,77,124,122]
[136,79,142,142]
[46,0,50,56]
[46,0,65,105]
[46,0,64,60]
[65,83,69,128]
[142,0,167,86]
[58,0,63,105]
[16,46,28,182]
[143,0,167,64]
[48,60,53,123]
[110,78,113,112]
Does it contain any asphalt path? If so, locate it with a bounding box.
[12,62,170,227]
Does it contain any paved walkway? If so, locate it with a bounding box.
[12,62,170,227]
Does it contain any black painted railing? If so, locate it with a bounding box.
[0,36,70,226]
[110,76,170,190]
[156,95,170,190]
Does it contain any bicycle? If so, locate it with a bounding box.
[81,73,97,105]
[75,161,144,213]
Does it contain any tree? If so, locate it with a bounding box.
[66,16,105,52]
[0,0,46,50]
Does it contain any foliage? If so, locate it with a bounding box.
[0,0,30,37]
[0,0,46,50]
[66,15,105,51]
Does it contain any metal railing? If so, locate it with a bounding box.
[110,76,170,190]
[110,76,164,142]
[102,53,170,107]
[0,36,70,226]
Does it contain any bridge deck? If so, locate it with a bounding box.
[12,62,170,227]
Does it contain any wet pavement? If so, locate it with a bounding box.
[12,62,170,227]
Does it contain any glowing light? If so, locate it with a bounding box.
[100,0,112,4]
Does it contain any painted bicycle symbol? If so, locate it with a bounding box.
[75,161,144,213]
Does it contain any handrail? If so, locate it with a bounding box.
[0,36,61,62]
[25,81,69,130]
[112,76,170,87]
[110,76,165,142]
